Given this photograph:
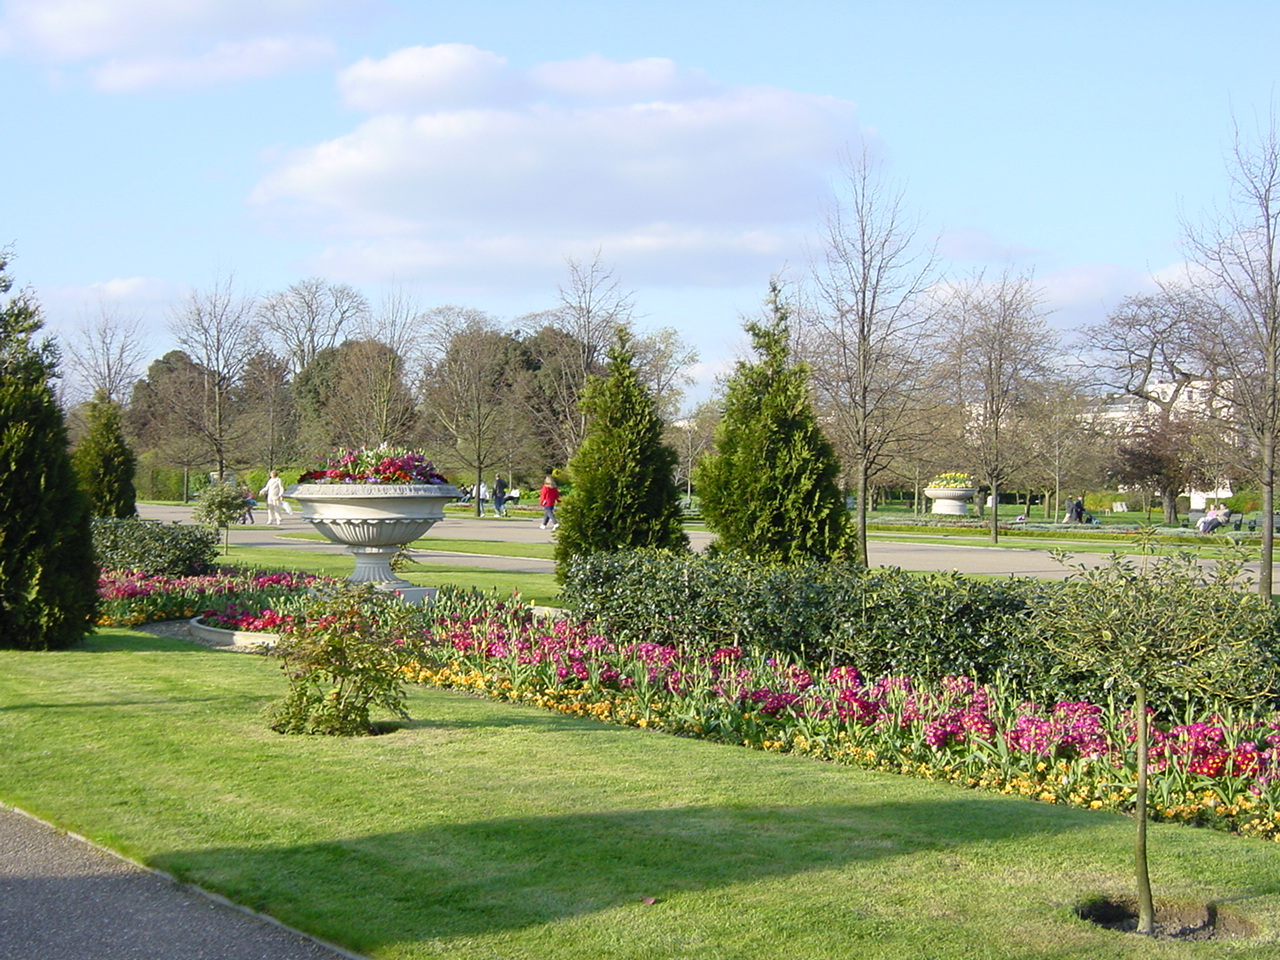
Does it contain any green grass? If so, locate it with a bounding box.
[3,631,1280,958]
[280,532,556,561]
[206,543,561,605]
[863,529,1241,558]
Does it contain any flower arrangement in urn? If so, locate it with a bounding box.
[297,447,449,485]
[927,472,975,489]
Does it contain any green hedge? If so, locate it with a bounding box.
[560,551,1052,692]
[91,517,217,576]
[560,549,1280,709]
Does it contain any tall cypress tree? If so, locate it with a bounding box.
[0,257,98,649]
[554,329,688,577]
[694,282,850,563]
[73,390,138,518]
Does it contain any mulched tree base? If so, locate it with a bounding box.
[1075,897,1258,941]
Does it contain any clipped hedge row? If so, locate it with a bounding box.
[560,550,1058,696]
[91,517,217,576]
[561,549,1280,710]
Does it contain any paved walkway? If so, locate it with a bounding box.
[137,503,1113,580]
[0,806,357,960]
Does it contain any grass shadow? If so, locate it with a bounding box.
[150,797,1097,951]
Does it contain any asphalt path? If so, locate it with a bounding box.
[135,502,1120,580]
[0,806,357,960]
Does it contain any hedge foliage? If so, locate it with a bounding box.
[91,517,217,576]
[560,549,1280,709]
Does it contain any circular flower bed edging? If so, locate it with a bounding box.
[187,617,278,650]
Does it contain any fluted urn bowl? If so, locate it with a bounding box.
[287,483,462,585]
[923,486,977,516]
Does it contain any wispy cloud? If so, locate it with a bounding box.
[0,0,351,88]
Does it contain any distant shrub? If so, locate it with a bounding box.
[91,517,216,576]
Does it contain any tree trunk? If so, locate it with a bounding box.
[853,459,870,567]
[1160,488,1179,527]
[1134,682,1155,935]
[1262,434,1274,597]
[989,482,1000,543]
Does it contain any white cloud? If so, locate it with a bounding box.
[338,44,517,112]
[95,35,335,91]
[0,0,351,88]
[529,53,717,103]
[48,275,172,303]
[256,48,860,290]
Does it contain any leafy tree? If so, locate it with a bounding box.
[1105,413,1212,524]
[694,282,850,562]
[0,256,98,650]
[1034,540,1276,936]
[192,480,247,554]
[126,349,220,496]
[233,351,297,471]
[293,339,418,452]
[72,390,138,518]
[554,330,688,576]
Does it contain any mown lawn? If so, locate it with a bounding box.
[2,630,1279,959]
[202,542,561,606]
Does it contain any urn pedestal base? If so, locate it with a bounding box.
[924,487,978,516]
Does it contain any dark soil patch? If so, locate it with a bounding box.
[1075,897,1257,941]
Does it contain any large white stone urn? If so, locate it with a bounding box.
[923,486,978,516]
[287,483,461,587]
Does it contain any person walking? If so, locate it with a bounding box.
[493,474,508,517]
[239,487,256,524]
[259,470,286,526]
[539,475,560,530]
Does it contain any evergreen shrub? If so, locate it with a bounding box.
[0,259,98,650]
[91,518,217,576]
[561,550,1050,690]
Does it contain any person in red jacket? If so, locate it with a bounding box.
[539,476,560,530]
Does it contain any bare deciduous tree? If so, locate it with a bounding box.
[630,326,698,422]
[63,306,147,404]
[941,270,1056,543]
[258,277,369,375]
[420,306,526,512]
[1184,114,1280,594]
[802,149,940,564]
[535,253,634,461]
[168,275,258,478]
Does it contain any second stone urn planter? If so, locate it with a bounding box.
[287,482,462,588]
[923,486,978,516]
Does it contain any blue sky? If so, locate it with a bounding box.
[3,0,1278,399]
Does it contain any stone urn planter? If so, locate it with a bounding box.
[287,482,462,588]
[924,486,978,516]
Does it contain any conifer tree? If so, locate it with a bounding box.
[554,329,688,576]
[0,256,98,649]
[73,390,138,518]
[694,282,850,562]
